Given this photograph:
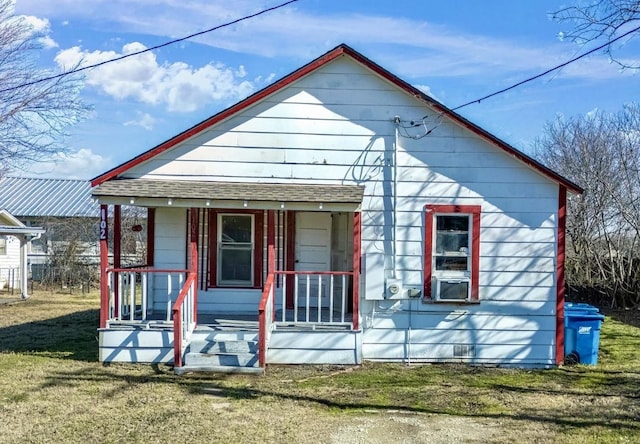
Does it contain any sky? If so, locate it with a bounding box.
[11,0,640,179]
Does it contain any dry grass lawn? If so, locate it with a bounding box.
[0,291,638,443]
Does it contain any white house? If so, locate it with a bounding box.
[91,44,581,373]
[0,209,44,298]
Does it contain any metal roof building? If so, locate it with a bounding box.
[0,177,99,218]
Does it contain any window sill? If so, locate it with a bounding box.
[422,299,480,305]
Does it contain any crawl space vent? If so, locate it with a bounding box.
[453,344,475,357]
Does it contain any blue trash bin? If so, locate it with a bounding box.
[564,303,605,365]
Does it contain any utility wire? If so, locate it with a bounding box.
[447,23,640,113]
[0,0,300,95]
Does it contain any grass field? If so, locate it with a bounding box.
[0,291,638,443]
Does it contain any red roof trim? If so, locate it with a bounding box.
[91,44,582,194]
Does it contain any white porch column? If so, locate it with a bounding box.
[19,235,29,299]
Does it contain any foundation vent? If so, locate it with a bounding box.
[453,344,475,358]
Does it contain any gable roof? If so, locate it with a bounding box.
[0,208,45,236]
[91,44,582,194]
[0,177,99,218]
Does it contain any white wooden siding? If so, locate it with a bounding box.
[127,56,560,366]
[0,236,21,289]
[151,207,187,312]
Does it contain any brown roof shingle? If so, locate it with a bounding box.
[92,179,364,203]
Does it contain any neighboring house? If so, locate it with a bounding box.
[91,44,582,373]
[0,177,100,264]
[0,209,44,298]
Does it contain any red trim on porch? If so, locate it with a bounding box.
[285,211,296,309]
[190,208,199,325]
[99,205,109,329]
[267,210,276,275]
[206,209,264,289]
[254,211,264,288]
[208,210,217,288]
[352,212,361,330]
[90,45,581,194]
[423,205,481,301]
[556,186,567,365]
[146,208,155,266]
[113,205,121,317]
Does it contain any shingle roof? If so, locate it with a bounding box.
[93,179,365,203]
[0,177,99,217]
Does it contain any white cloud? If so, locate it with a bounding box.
[19,14,58,48]
[25,148,111,179]
[55,42,255,112]
[124,112,156,130]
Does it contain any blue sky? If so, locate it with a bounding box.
[12,0,640,179]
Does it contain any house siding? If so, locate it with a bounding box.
[0,236,21,289]
[151,207,187,313]
[124,56,560,366]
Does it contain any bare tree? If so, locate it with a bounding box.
[0,0,87,174]
[553,0,640,69]
[535,104,640,308]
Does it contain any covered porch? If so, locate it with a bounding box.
[93,179,364,372]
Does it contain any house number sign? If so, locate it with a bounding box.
[100,207,108,240]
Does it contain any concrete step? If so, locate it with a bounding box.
[175,365,264,376]
[184,351,259,368]
[189,340,258,354]
[190,330,259,342]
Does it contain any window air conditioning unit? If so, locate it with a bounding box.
[434,277,471,302]
[385,278,404,299]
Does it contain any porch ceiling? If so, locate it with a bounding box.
[92,179,364,210]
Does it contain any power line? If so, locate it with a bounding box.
[0,0,300,95]
[447,23,640,113]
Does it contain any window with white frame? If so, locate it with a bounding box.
[0,236,6,255]
[424,205,481,302]
[217,214,254,286]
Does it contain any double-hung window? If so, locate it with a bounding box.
[0,236,6,255]
[424,205,480,302]
[217,214,255,287]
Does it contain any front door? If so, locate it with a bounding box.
[294,212,331,306]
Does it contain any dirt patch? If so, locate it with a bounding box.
[328,413,505,444]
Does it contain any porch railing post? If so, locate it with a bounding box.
[352,212,361,330]
[190,208,198,325]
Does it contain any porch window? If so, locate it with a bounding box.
[217,214,254,286]
[0,236,6,255]
[424,205,481,302]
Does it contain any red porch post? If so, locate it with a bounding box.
[285,211,295,309]
[146,208,155,266]
[99,204,109,329]
[556,186,567,365]
[352,211,361,330]
[267,210,276,275]
[190,208,198,324]
[113,204,121,317]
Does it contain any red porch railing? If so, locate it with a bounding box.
[172,272,197,367]
[104,267,197,367]
[105,268,190,323]
[258,273,276,368]
[275,270,355,327]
